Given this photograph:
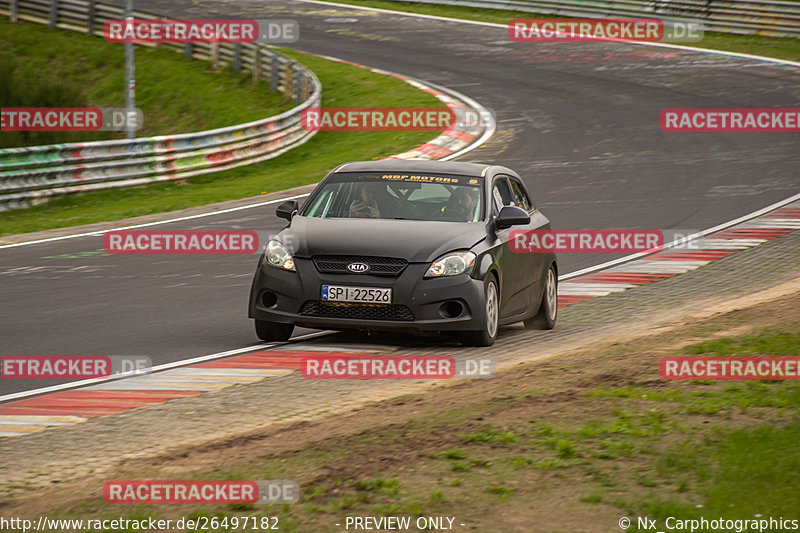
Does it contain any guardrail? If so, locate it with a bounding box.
[380,0,800,38]
[0,0,322,211]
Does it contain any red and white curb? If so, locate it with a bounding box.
[0,346,385,437]
[557,201,800,306]
[382,76,490,161]
[302,52,495,162]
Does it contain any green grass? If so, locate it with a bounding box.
[0,19,292,148]
[319,0,800,61]
[461,426,521,444]
[550,438,577,459]
[590,381,800,415]
[433,447,468,460]
[704,423,800,516]
[637,422,800,523]
[353,477,401,497]
[589,327,800,415]
[0,48,445,236]
[687,330,800,356]
[594,331,800,522]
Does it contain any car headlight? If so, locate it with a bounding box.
[425,251,476,278]
[265,239,295,271]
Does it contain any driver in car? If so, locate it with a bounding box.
[444,188,479,222]
[349,182,390,218]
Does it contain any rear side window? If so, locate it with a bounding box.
[510,179,533,211]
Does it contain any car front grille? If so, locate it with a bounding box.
[299,301,415,321]
[312,255,408,276]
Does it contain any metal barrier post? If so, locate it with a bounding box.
[211,42,220,69]
[253,46,261,83]
[302,75,311,101]
[295,70,304,104]
[87,1,95,36]
[49,0,59,28]
[124,0,136,139]
[233,43,242,72]
[283,63,293,98]
[270,55,278,93]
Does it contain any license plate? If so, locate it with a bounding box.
[321,285,392,304]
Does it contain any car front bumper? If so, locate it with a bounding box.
[248,257,487,334]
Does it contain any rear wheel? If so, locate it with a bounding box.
[461,277,499,347]
[524,264,557,330]
[255,320,294,341]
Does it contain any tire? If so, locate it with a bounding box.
[254,319,294,341]
[461,276,499,347]
[524,264,557,330]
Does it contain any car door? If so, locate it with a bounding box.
[491,176,529,318]
[508,177,549,313]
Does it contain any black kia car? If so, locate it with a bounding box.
[248,160,557,346]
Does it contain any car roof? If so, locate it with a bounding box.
[332,160,512,179]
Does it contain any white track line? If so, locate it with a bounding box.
[0,194,309,250]
[561,192,800,280]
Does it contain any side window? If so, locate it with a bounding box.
[492,178,515,215]
[510,178,533,212]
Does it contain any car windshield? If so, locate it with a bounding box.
[303,172,484,222]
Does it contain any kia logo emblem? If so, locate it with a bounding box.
[347,262,370,273]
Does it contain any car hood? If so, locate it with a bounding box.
[284,217,487,263]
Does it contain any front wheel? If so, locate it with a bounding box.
[255,320,294,341]
[524,264,557,330]
[461,277,499,347]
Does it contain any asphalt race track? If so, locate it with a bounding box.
[1,0,798,396]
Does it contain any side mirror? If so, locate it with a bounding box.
[495,205,530,230]
[276,200,299,221]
